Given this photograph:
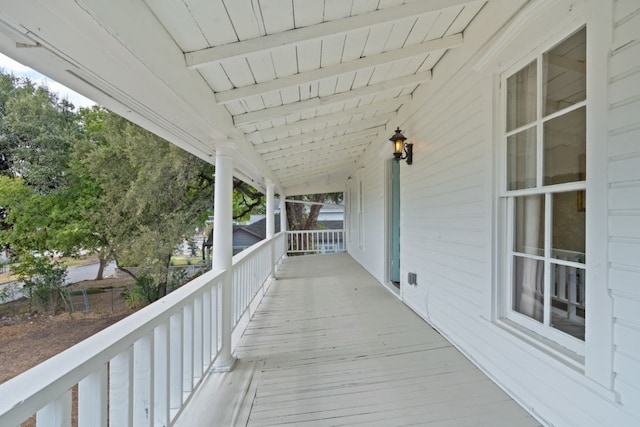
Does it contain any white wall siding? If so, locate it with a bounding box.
[346,0,640,425]
[609,0,640,416]
[401,77,486,322]
[346,151,387,285]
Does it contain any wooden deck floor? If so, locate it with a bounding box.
[176,253,541,426]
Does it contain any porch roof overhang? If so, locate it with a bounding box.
[0,0,487,195]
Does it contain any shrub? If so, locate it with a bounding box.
[122,273,159,308]
[12,255,68,313]
[167,268,188,293]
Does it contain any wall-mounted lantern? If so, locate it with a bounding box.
[389,127,413,165]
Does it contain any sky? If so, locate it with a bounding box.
[0,52,96,109]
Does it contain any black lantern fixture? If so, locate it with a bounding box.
[389,127,413,165]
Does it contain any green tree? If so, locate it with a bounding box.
[2,78,78,193]
[76,109,214,297]
[0,73,85,256]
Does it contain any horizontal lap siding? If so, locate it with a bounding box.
[402,73,486,323]
[347,151,387,284]
[610,0,640,417]
[346,1,640,424]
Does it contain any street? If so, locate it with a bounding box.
[0,261,115,303]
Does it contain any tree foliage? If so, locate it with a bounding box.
[1,77,78,193]
[233,180,264,221]
[76,108,214,296]
[0,70,268,308]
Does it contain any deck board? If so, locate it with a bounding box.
[177,253,540,426]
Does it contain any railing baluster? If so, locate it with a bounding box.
[78,365,107,427]
[557,263,567,300]
[36,390,72,427]
[109,348,133,427]
[216,281,222,353]
[169,312,183,412]
[568,267,578,320]
[193,296,203,382]
[182,303,194,394]
[153,322,170,427]
[133,334,154,427]
[202,288,212,367]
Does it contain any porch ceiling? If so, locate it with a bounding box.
[0,0,485,194]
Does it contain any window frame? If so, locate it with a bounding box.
[498,26,588,356]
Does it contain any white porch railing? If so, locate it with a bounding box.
[287,229,345,255]
[551,249,586,320]
[0,232,287,427]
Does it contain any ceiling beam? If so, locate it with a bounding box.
[249,95,408,141]
[268,149,366,169]
[233,70,430,126]
[255,125,385,153]
[273,153,362,173]
[274,158,360,177]
[255,112,395,146]
[185,0,474,69]
[262,137,372,161]
[215,34,462,104]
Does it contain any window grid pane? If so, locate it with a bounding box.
[513,256,544,323]
[543,107,586,186]
[504,28,587,346]
[543,28,586,117]
[514,195,545,256]
[506,60,537,132]
[507,127,537,190]
[551,263,585,340]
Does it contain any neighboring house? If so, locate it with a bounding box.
[250,201,344,224]
[204,214,344,255]
[317,203,344,222]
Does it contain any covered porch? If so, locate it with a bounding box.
[0,236,540,426]
[3,0,635,425]
[177,253,539,426]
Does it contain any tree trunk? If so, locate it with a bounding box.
[95,255,108,280]
[157,253,173,298]
[114,257,138,282]
[285,195,304,230]
[303,194,325,230]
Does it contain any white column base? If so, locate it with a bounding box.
[212,357,237,373]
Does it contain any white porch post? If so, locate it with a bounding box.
[280,196,288,259]
[266,181,275,280]
[280,195,287,233]
[266,181,275,239]
[211,146,236,372]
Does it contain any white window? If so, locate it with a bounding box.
[501,27,586,354]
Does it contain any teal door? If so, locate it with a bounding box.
[391,160,401,283]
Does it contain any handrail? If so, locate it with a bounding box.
[0,232,287,427]
[287,229,345,255]
[232,232,286,326]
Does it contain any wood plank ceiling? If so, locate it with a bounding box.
[144,0,486,191]
[0,0,486,194]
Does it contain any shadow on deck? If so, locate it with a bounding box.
[176,253,541,426]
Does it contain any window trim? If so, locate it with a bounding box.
[497,23,589,357]
[489,0,614,392]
